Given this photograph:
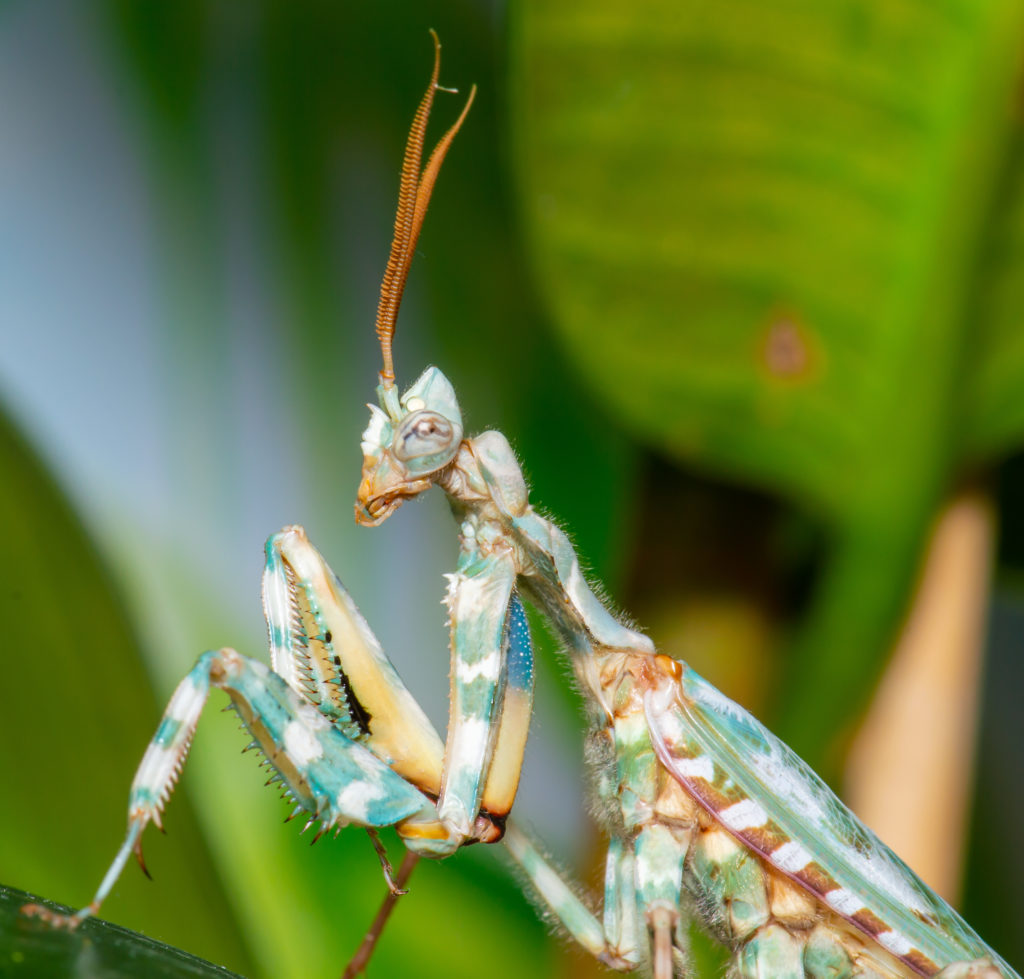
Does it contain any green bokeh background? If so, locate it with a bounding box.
[1,2,1022,977]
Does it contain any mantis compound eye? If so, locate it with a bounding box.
[392,409,460,474]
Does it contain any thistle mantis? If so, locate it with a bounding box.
[22,34,1020,979]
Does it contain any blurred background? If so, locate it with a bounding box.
[1,1,1023,977]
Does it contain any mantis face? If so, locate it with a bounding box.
[355,365,464,526]
[355,35,474,530]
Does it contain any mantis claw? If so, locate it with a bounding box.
[132,836,151,880]
[366,829,408,896]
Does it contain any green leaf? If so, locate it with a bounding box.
[510,0,1024,767]
[960,130,1024,463]
[0,404,254,974]
[1,884,244,979]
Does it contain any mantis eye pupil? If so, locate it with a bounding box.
[393,410,456,464]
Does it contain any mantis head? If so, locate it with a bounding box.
[355,367,463,526]
[354,33,473,528]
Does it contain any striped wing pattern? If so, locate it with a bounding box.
[645,666,1017,979]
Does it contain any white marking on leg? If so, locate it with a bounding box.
[283,721,324,766]
[456,652,500,684]
[452,716,489,753]
[771,840,814,873]
[336,781,384,822]
[825,888,864,916]
[877,931,914,956]
[719,798,768,831]
[166,676,205,723]
[134,744,179,795]
[351,747,386,778]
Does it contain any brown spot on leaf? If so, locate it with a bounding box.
[760,313,817,381]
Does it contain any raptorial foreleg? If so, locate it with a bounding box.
[264,526,536,857]
[23,646,438,928]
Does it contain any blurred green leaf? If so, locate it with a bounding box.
[0,404,254,974]
[1,884,244,979]
[510,0,1024,768]
[961,130,1024,463]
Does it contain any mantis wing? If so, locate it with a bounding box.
[645,665,1014,978]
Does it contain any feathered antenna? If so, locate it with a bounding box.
[374,30,476,389]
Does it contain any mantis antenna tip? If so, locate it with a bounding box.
[373,33,474,390]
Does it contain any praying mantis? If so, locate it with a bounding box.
[21,34,1020,979]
